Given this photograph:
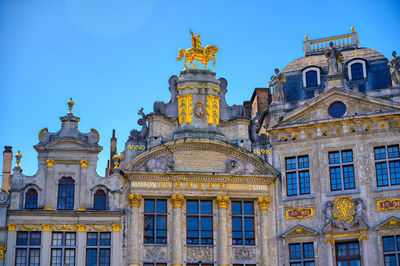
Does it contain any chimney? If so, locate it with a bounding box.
[106,130,117,176]
[2,146,13,191]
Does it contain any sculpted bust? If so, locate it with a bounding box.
[388,51,400,86]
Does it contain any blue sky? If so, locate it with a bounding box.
[1,0,399,176]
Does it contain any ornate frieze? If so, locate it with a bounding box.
[171,195,184,208]
[6,224,120,232]
[376,198,400,211]
[205,95,220,125]
[177,94,193,124]
[233,247,256,262]
[186,246,214,261]
[143,246,168,261]
[257,197,271,210]
[216,195,229,209]
[128,194,142,207]
[286,207,314,220]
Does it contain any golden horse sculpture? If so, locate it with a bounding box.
[177,31,219,70]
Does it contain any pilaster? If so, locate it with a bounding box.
[128,194,142,266]
[171,195,184,266]
[216,196,229,266]
[257,197,271,266]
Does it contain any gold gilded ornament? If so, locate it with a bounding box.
[333,196,355,223]
[216,196,230,209]
[46,159,55,168]
[80,160,88,168]
[128,194,142,207]
[177,30,219,70]
[257,197,271,210]
[171,195,184,208]
[206,95,220,125]
[177,94,193,124]
[194,102,205,119]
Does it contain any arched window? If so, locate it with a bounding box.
[57,177,75,210]
[306,71,318,87]
[25,189,38,209]
[93,190,107,210]
[351,63,363,80]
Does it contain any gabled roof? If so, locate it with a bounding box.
[282,224,319,238]
[375,216,400,231]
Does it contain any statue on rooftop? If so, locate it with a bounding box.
[269,68,286,104]
[388,51,400,86]
[177,31,219,70]
[325,42,344,75]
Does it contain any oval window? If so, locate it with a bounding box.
[329,102,346,118]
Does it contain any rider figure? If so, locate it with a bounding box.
[190,30,204,53]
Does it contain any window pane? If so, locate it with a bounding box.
[99,249,111,266]
[306,70,318,87]
[389,161,400,185]
[30,232,41,246]
[348,242,359,255]
[244,217,254,245]
[157,200,167,213]
[51,249,62,266]
[343,165,355,189]
[351,63,363,80]
[29,248,40,266]
[383,236,395,252]
[25,189,38,209]
[286,157,296,170]
[243,202,254,215]
[303,242,314,258]
[65,232,76,246]
[16,248,27,266]
[200,201,212,214]
[232,217,242,245]
[17,232,28,246]
[100,232,111,246]
[144,199,155,213]
[376,162,389,186]
[342,150,353,163]
[187,217,199,244]
[231,202,242,215]
[388,145,399,158]
[86,249,97,266]
[144,215,154,243]
[375,147,386,160]
[329,152,340,164]
[187,201,198,214]
[52,232,63,246]
[156,216,167,244]
[287,172,298,196]
[330,166,342,191]
[87,232,98,246]
[337,243,347,256]
[94,190,106,210]
[299,171,311,194]
[384,255,396,266]
[201,217,213,244]
[64,249,75,266]
[298,156,309,168]
[289,243,301,259]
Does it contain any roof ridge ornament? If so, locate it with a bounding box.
[67,98,75,116]
[177,30,219,70]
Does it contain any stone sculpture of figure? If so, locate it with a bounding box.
[324,201,335,225]
[388,51,400,86]
[354,198,366,224]
[325,42,343,75]
[129,108,148,141]
[269,68,286,104]
[190,30,203,53]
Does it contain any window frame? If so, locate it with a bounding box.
[25,188,38,209]
[50,231,77,266]
[374,144,400,187]
[285,155,311,196]
[347,59,367,81]
[328,150,356,191]
[57,177,75,210]
[382,235,400,266]
[302,67,321,88]
[231,201,256,246]
[143,199,168,244]
[86,232,111,266]
[15,231,41,266]
[186,199,214,246]
[93,189,107,211]
[288,242,315,266]
[335,241,361,265]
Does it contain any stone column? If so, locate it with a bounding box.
[5,224,16,266]
[171,195,184,266]
[325,240,334,266]
[111,224,121,265]
[76,225,86,266]
[257,197,271,266]
[78,160,88,210]
[216,196,230,266]
[44,160,55,210]
[128,194,142,266]
[41,225,52,266]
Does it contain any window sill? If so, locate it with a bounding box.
[142,243,169,247]
[230,244,258,248]
[282,194,315,201]
[372,186,400,192]
[325,188,360,196]
[185,244,215,247]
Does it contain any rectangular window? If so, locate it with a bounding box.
[382,235,400,265]
[86,232,111,266]
[50,232,76,266]
[288,242,315,266]
[232,201,255,246]
[186,200,213,245]
[143,264,167,266]
[144,199,167,244]
[285,155,311,196]
[15,231,41,266]
[329,150,355,191]
[336,241,360,265]
[375,145,400,187]
[186,264,214,266]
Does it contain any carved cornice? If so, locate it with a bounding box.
[128,194,142,207]
[216,196,230,209]
[6,223,121,232]
[171,195,184,208]
[257,197,271,210]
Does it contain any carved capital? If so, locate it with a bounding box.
[0,246,6,260]
[80,160,88,168]
[77,225,86,232]
[46,159,55,168]
[257,197,271,210]
[7,224,16,231]
[128,194,142,207]
[42,224,52,232]
[171,195,184,208]
[216,195,230,209]
[112,224,121,232]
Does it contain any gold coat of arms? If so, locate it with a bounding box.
[332,196,355,223]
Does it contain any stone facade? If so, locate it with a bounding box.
[1,29,400,266]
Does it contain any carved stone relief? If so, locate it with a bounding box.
[143,246,168,261]
[187,246,214,261]
[233,247,256,262]
[226,158,255,174]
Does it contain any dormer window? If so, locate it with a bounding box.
[25,188,38,209]
[302,67,321,88]
[348,59,367,80]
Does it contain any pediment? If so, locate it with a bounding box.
[123,138,279,177]
[270,88,400,127]
[45,138,90,150]
[376,217,400,231]
[282,225,319,238]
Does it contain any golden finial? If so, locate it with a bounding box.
[67,98,75,115]
[15,150,22,167]
[177,31,219,70]
[112,154,122,169]
[351,27,355,33]
[305,35,309,41]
